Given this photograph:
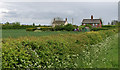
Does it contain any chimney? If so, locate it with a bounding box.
[91,15,93,20]
[65,18,67,21]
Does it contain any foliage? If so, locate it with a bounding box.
[79,24,92,30]
[102,25,117,28]
[2,22,52,29]
[73,25,78,28]
[91,28,108,31]
[78,26,85,30]
[40,27,53,31]
[84,24,92,29]
[2,29,118,68]
[2,22,34,29]
[53,24,74,31]
[53,25,64,31]
[76,34,118,68]
[26,28,36,31]
[64,24,75,31]
[33,23,35,27]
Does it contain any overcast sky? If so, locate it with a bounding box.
[0,2,118,25]
[0,0,119,2]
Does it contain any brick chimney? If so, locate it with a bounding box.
[91,15,93,20]
[65,18,67,21]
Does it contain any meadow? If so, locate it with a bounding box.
[2,29,82,38]
[1,28,118,68]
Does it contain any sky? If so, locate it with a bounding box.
[0,0,119,2]
[119,1,120,21]
[0,2,118,25]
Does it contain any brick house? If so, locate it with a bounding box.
[82,15,102,28]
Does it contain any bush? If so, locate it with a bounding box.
[53,25,64,31]
[26,28,36,31]
[84,24,92,29]
[38,27,53,31]
[91,28,108,31]
[102,25,117,29]
[64,24,74,31]
[40,28,53,31]
[53,24,74,31]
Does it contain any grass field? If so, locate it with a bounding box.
[2,29,82,38]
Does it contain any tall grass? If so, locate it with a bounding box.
[76,34,118,68]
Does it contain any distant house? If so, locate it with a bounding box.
[52,17,68,27]
[82,15,102,28]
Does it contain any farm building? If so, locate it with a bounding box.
[52,17,68,27]
[82,15,102,28]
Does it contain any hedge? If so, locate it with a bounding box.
[2,29,118,68]
[91,28,108,31]
[26,28,36,31]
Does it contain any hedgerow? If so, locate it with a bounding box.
[2,29,118,68]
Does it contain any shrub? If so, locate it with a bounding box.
[40,28,53,31]
[91,28,108,31]
[84,24,92,29]
[102,25,117,29]
[53,24,75,31]
[64,24,74,31]
[26,28,36,31]
[53,25,64,31]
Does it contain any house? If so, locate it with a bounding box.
[52,17,68,27]
[82,15,102,28]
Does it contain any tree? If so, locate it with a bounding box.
[64,24,74,31]
[5,22,9,25]
[33,23,35,27]
[39,24,41,26]
[54,25,64,31]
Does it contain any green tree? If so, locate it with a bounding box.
[54,25,64,31]
[64,24,74,31]
[33,23,35,27]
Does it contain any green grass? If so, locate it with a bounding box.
[75,34,118,68]
[2,29,81,38]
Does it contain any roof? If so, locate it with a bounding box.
[52,21,66,24]
[82,19,101,24]
[54,17,63,21]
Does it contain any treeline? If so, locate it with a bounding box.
[1,22,51,29]
[26,24,75,31]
